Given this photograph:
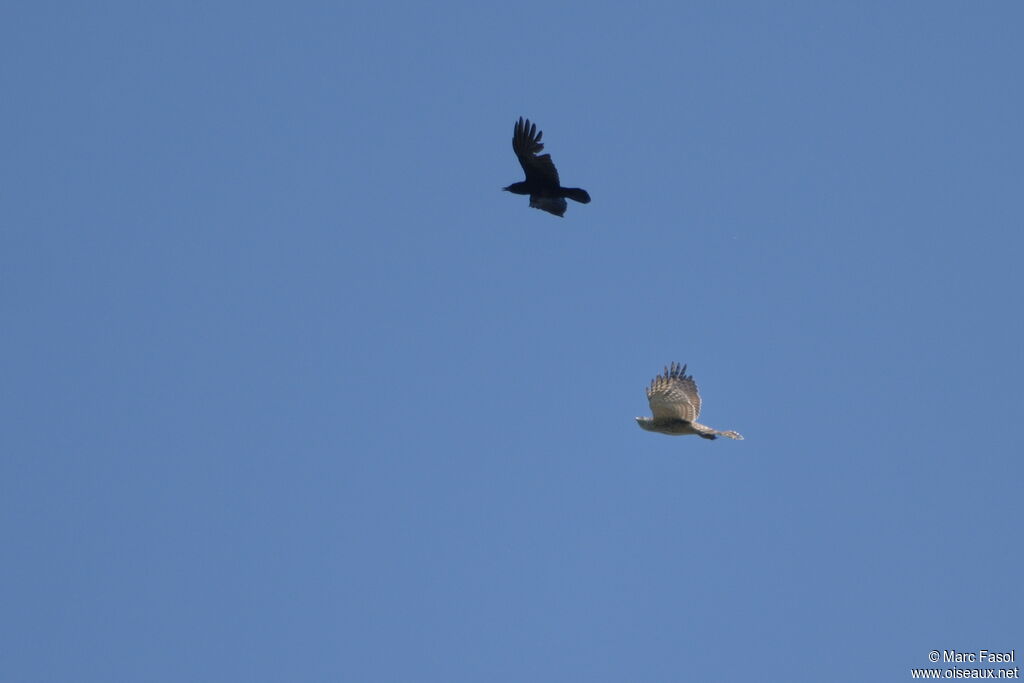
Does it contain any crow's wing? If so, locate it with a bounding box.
[512,117,561,188]
[529,196,567,217]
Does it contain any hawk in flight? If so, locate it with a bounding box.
[636,363,743,440]
[503,117,591,217]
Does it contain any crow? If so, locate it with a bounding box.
[503,117,591,217]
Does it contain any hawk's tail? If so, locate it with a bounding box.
[696,424,744,441]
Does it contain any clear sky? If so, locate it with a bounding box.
[3,2,1022,681]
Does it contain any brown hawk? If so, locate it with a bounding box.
[636,363,743,440]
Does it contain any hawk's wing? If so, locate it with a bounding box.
[512,117,561,187]
[646,362,702,422]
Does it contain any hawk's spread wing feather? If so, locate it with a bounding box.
[512,117,561,187]
[646,362,702,422]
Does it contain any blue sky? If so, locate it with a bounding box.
[3,2,1022,681]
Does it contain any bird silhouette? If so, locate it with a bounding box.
[503,117,590,217]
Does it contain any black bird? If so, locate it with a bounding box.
[503,117,591,217]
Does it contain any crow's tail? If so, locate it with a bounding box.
[563,188,591,204]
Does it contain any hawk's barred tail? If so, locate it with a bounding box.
[718,430,743,440]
